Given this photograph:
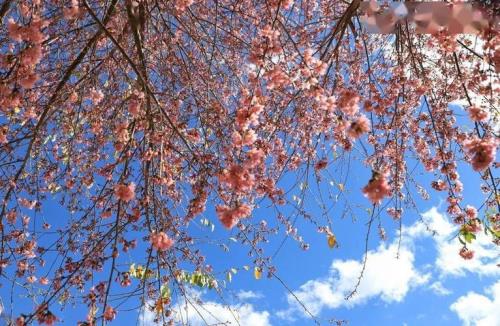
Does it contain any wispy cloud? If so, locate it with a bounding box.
[139,289,271,326]
[236,290,264,301]
[429,281,452,296]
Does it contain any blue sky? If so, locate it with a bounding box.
[1,124,498,326]
[132,126,498,326]
[140,207,499,326]
[0,101,497,326]
[0,3,497,325]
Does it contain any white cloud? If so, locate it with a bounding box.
[236,290,263,301]
[282,241,430,317]
[140,208,498,325]
[174,301,271,326]
[282,207,499,320]
[450,280,500,326]
[139,290,271,326]
[407,207,500,277]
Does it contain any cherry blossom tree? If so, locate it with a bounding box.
[0,0,498,325]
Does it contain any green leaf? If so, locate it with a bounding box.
[489,227,500,239]
[464,232,476,244]
[160,284,171,299]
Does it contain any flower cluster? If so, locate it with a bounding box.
[216,203,252,229]
[337,89,360,117]
[459,247,474,260]
[464,137,497,172]
[347,115,371,139]
[114,183,136,202]
[362,172,392,204]
[468,106,489,122]
[150,232,175,251]
[103,306,116,321]
[0,0,497,323]
[219,164,256,193]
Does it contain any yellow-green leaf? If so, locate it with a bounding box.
[160,284,171,299]
[463,232,476,244]
[129,263,137,277]
[327,234,337,249]
[254,267,262,280]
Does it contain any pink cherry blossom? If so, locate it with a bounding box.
[19,73,38,89]
[216,204,252,229]
[362,172,392,204]
[6,210,17,224]
[337,89,360,117]
[150,232,174,251]
[0,128,8,144]
[347,115,371,139]
[7,19,23,42]
[468,106,489,122]
[128,98,141,116]
[0,0,497,320]
[114,183,136,202]
[90,88,104,104]
[314,159,328,171]
[464,137,497,172]
[465,205,478,219]
[103,306,116,321]
[232,129,257,147]
[244,148,265,169]
[174,0,194,12]
[21,45,43,66]
[219,164,255,193]
[36,305,57,326]
[18,198,36,209]
[459,247,474,260]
